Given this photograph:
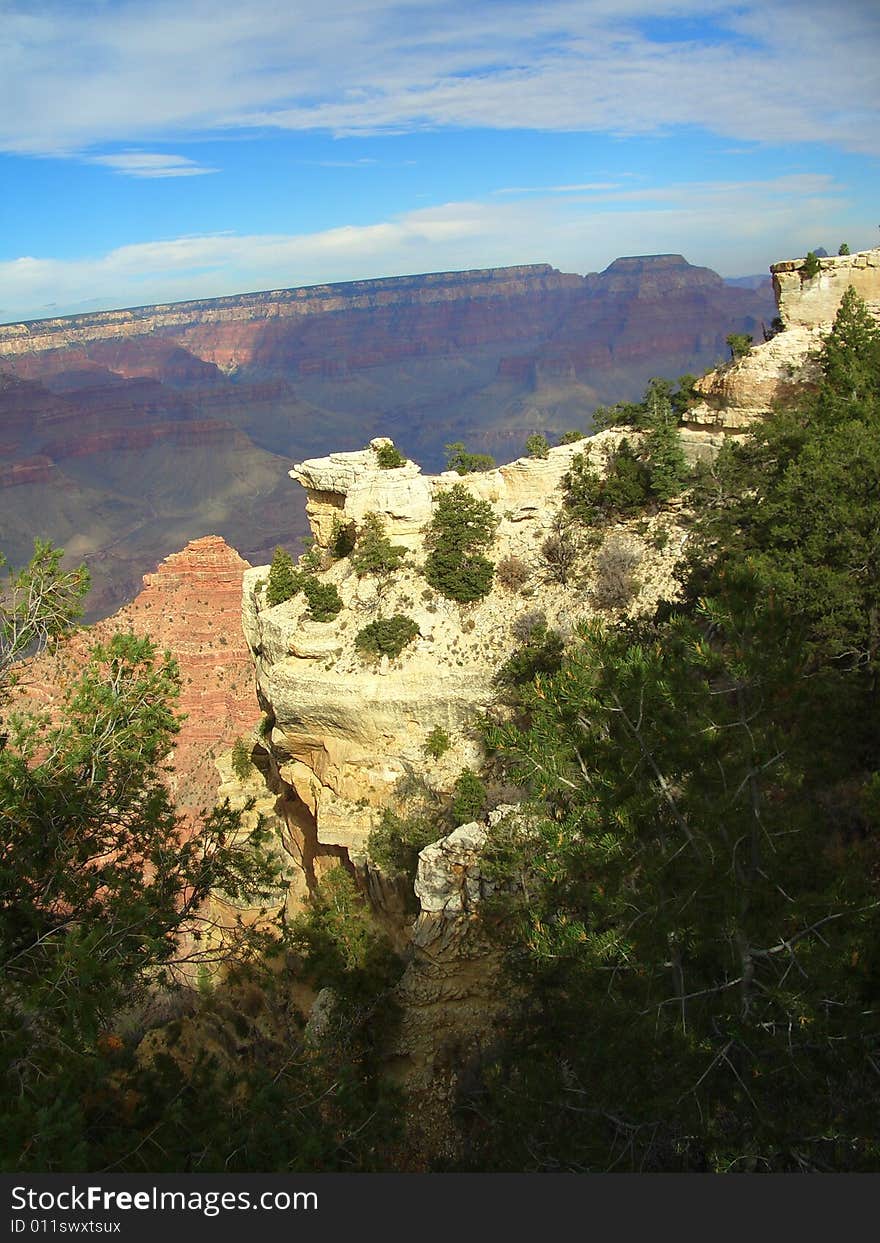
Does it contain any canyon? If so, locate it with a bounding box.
[0,255,773,618]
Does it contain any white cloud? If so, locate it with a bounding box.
[2,171,868,322]
[89,152,218,177]
[0,0,877,157]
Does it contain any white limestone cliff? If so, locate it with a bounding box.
[687,246,880,431]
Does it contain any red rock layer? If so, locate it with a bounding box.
[10,536,259,824]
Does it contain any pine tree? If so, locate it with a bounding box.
[265,545,300,605]
[643,390,689,501]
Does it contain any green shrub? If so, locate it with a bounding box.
[301,576,343,622]
[557,429,586,445]
[423,546,494,602]
[424,726,451,759]
[288,866,401,1003]
[838,242,850,256]
[726,332,753,362]
[373,441,406,469]
[351,512,406,577]
[643,395,689,501]
[495,555,529,592]
[525,433,550,459]
[231,737,253,781]
[564,440,650,523]
[498,621,565,686]
[330,515,356,559]
[451,769,487,825]
[801,250,821,279]
[355,615,419,659]
[367,809,440,885]
[423,483,499,603]
[266,546,301,606]
[445,441,496,475]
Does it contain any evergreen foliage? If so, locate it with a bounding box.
[801,250,821,278]
[424,725,451,759]
[725,332,753,361]
[642,389,689,500]
[423,483,498,603]
[300,576,343,622]
[330,515,357,559]
[497,620,565,687]
[462,288,880,1172]
[445,442,496,475]
[524,433,550,459]
[451,768,488,825]
[1,539,89,692]
[373,441,406,469]
[0,620,289,1170]
[265,545,300,606]
[563,439,651,523]
[351,512,406,577]
[367,809,441,884]
[355,615,419,659]
[557,429,586,445]
[231,736,253,781]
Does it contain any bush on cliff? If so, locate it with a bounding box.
[372,441,407,469]
[445,441,496,475]
[355,615,419,660]
[301,576,343,622]
[351,512,406,577]
[423,483,498,603]
[266,545,300,605]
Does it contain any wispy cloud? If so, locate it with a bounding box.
[493,183,623,195]
[89,152,218,177]
[2,170,863,323]
[0,1,877,158]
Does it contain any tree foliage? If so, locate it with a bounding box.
[351,512,406,577]
[1,539,89,694]
[423,483,498,603]
[355,615,420,659]
[462,288,880,1172]
[445,442,496,475]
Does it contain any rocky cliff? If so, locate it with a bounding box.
[242,434,697,864]
[687,246,880,431]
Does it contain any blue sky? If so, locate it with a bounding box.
[1,0,878,322]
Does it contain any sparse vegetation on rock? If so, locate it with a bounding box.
[445,441,496,475]
[372,441,407,469]
[524,432,550,459]
[355,615,420,659]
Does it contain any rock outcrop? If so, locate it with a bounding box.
[243,434,693,861]
[686,246,880,431]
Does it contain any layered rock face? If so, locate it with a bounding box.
[0,257,773,617]
[12,536,260,821]
[243,434,697,862]
[687,246,880,431]
[772,247,880,328]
